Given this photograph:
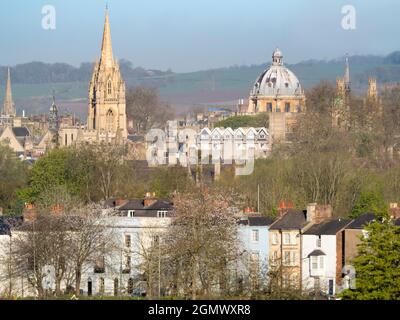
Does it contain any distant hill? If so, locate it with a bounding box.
[2,52,400,117]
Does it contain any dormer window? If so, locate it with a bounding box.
[157,210,168,218]
[128,210,135,217]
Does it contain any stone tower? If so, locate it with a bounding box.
[367,77,378,101]
[333,55,351,129]
[87,9,127,140]
[2,68,16,117]
[49,93,59,131]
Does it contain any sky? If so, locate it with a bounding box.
[0,0,399,72]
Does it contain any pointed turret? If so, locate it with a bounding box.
[49,91,59,131]
[344,55,351,93]
[99,8,114,69]
[3,67,16,116]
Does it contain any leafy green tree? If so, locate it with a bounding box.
[341,220,400,300]
[0,144,28,214]
[17,148,82,204]
[350,190,388,219]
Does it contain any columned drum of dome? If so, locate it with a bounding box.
[248,48,305,114]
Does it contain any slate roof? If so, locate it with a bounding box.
[269,209,309,230]
[0,216,24,235]
[345,213,376,229]
[304,218,352,235]
[119,199,173,211]
[308,249,326,257]
[12,127,30,137]
[238,216,275,226]
[127,135,144,142]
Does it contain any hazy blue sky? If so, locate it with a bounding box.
[0,0,399,72]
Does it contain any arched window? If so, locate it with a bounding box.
[106,109,114,132]
[107,80,112,95]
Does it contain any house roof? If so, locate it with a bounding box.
[12,127,30,137]
[269,209,309,230]
[346,213,376,229]
[304,218,352,235]
[308,249,326,257]
[119,199,173,211]
[0,216,24,235]
[238,216,275,226]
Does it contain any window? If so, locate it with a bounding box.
[98,277,105,295]
[107,80,112,95]
[152,235,160,245]
[267,103,272,112]
[284,251,297,266]
[71,134,74,142]
[124,254,131,272]
[311,256,318,269]
[113,278,119,296]
[272,233,278,245]
[283,233,291,245]
[316,236,321,248]
[251,230,259,242]
[272,251,278,264]
[127,210,135,217]
[319,256,324,269]
[125,234,131,248]
[94,256,105,273]
[157,211,168,218]
[284,251,291,265]
[127,278,134,295]
[285,102,290,112]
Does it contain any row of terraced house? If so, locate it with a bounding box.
[0,196,399,298]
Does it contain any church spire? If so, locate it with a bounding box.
[344,54,351,93]
[3,67,16,116]
[100,7,114,69]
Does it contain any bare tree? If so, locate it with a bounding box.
[161,187,240,299]
[126,86,174,133]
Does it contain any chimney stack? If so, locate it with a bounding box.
[144,192,157,207]
[307,203,332,224]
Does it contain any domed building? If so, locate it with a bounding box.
[247,48,305,114]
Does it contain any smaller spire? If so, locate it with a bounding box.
[344,54,351,93]
[3,67,16,116]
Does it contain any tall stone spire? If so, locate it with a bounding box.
[3,67,16,116]
[344,55,351,93]
[100,8,114,69]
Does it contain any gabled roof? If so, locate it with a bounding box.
[269,209,309,230]
[304,218,352,235]
[238,216,275,227]
[346,213,376,229]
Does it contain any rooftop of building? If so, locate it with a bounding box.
[345,213,376,229]
[304,218,352,235]
[269,209,309,230]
